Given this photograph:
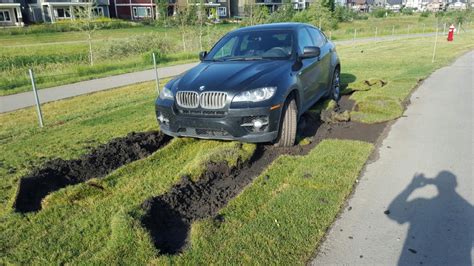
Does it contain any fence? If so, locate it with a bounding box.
[2,21,472,127]
[25,52,163,127]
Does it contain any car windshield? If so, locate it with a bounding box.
[205,30,294,61]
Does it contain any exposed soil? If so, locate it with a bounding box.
[13,131,170,213]
[141,95,387,255]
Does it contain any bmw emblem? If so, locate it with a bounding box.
[199,85,205,91]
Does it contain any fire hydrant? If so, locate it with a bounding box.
[447,24,456,42]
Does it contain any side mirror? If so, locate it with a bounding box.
[199,51,207,61]
[300,46,320,59]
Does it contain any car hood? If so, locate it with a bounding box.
[172,60,290,93]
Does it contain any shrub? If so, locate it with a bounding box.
[420,11,430,18]
[371,8,391,18]
[0,53,88,71]
[401,7,414,16]
[0,19,138,36]
[96,33,175,60]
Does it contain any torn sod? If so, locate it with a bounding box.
[140,95,387,255]
[13,131,170,213]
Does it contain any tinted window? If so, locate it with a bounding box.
[206,30,294,60]
[307,27,326,47]
[213,36,238,59]
[297,28,314,54]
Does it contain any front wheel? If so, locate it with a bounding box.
[330,68,341,101]
[274,98,297,147]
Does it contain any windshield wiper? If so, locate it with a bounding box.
[225,57,264,61]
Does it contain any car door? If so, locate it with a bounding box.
[307,27,332,100]
[296,27,321,110]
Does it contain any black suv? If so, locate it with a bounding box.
[155,23,340,147]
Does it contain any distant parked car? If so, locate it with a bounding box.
[155,23,341,147]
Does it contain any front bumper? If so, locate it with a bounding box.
[155,101,282,143]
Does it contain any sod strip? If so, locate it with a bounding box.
[0,139,256,264]
[13,131,170,213]
[153,139,373,264]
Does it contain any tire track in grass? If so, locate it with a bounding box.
[13,131,171,213]
[141,95,387,255]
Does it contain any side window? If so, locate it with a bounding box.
[214,36,238,59]
[297,28,314,54]
[307,27,326,47]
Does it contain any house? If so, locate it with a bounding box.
[0,0,24,26]
[26,0,110,23]
[447,0,467,9]
[351,0,372,12]
[385,0,402,10]
[111,0,155,20]
[292,0,312,10]
[185,0,231,19]
[425,0,445,11]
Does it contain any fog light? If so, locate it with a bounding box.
[157,114,169,124]
[253,119,264,129]
[241,116,269,132]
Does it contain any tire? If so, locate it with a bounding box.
[330,68,341,101]
[274,98,297,147]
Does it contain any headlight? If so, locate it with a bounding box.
[159,86,173,100]
[233,87,277,102]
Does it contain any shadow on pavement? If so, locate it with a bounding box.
[387,171,473,265]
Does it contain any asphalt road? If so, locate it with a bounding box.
[0,32,449,113]
[312,51,473,265]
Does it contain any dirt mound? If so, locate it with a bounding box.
[14,131,170,213]
[141,136,325,255]
[141,161,246,254]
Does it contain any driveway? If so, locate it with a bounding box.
[312,51,473,265]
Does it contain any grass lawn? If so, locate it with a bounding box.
[0,35,473,264]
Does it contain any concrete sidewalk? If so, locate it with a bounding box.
[311,51,473,265]
[0,62,198,113]
[0,32,450,113]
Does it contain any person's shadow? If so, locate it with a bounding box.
[387,171,473,265]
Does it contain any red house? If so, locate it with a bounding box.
[111,0,156,20]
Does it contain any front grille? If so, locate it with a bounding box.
[200,92,227,109]
[176,91,227,109]
[176,91,199,108]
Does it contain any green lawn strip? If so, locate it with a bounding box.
[149,139,372,264]
[0,138,255,264]
[340,34,473,123]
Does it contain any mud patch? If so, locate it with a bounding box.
[141,94,385,255]
[14,131,170,213]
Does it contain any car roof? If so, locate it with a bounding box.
[232,22,314,33]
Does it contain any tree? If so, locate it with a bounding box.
[176,5,197,52]
[321,0,335,12]
[71,1,102,66]
[305,0,338,30]
[267,0,295,23]
[155,0,169,22]
[197,0,207,51]
[244,0,256,25]
[253,5,270,24]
